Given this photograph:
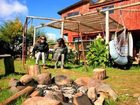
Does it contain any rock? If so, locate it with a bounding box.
[55,75,72,86]
[87,78,102,88]
[35,73,51,85]
[37,85,47,88]
[87,87,97,102]
[74,77,91,86]
[96,83,118,101]
[61,85,77,101]
[47,85,59,91]
[9,78,20,87]
[20,75,33,85]
[44,90,64,102]
[22,97,62,105]
[77,86,88,94]
[94,92,106,105]
[73,93,92,105]
[10,86,20,93]
[138,96,140,104]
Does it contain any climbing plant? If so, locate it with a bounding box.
[86,35,109,68]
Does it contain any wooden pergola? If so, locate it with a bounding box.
[21,10,123,67]
[22,2,140,67]
[47,11,123,66]
[47,11,122,33]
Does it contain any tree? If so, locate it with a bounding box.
[0,18,23,42]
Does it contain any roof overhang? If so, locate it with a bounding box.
[58,0,89,15]
[47,11,123,33]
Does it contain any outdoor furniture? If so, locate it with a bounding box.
[0,54,15,75]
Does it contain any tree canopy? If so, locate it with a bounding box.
[0,18,23,42]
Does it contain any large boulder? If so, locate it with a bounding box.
[54,75,72,86]
[20,74,33,85]
[44,90,64,102]
[35,73,51,85]
[22,97,62,105]
[74,77,92,86]
[73,92,92,105]
[87,87,97,102]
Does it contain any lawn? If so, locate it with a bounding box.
[0,59,140,105]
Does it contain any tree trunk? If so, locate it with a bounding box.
[27,65,40,76]
[93,68,106,80]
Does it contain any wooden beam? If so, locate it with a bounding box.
[61,21,64,38]
[0,86,34,105]
[0,54,11,58]
[101,2,140,12]
[26,16,60,21]
[33,27,36,45]
[105,11,109,44]
[22,17,28,66]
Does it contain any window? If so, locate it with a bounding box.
[102,5,114,14]
[92,0,98,3]
[67,11,79,17]
[92,0,106,3]
[73,37,81,42]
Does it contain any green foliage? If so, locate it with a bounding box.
[104,99,117,105]
[86,35,109,68]
[67,49,77,64]
[0,89,12,102]
[0,18,23,42]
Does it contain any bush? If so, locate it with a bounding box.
[86,35,109,68]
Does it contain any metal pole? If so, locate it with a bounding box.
[105,10,109,44]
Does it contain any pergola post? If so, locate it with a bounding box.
[33,27,36,45]
[22,17,28,66]
[61,20,64,38]
[105,10,109,44]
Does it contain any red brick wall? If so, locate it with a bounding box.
[90,0,140,30]
[112,0,140,30]
[62,0,140,42]
[62,3,90,42]
[61,3,90,18]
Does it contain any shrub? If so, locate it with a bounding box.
[86,35,109,68]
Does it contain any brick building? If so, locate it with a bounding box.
[57,0,140,58]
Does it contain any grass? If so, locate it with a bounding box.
[0,59,140,105]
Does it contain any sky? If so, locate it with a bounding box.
[0,0,79,40]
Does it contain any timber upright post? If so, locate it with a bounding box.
[61,20,64,38]
[105,10,109,44]
[22,17,28,67]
